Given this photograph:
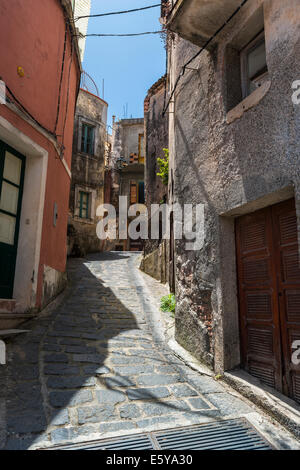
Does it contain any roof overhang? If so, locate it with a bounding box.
[167,0,243,47]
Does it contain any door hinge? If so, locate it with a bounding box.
[31,270,35,283]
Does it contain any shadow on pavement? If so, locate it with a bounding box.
[0,252,218,450]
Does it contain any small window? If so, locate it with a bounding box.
[79,191,90,219]
[241,31,268,98]
[130,182,137,205]
[130,181,145,205]
[81,123,95,155]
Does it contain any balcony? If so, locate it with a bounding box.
[167,0,243,47]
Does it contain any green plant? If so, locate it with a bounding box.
[157,148,169,186]
[160,293,176,313]
[214,374,223,381]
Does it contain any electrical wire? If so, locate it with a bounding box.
[162,0,249,115]
[54,26,68,133]
[74,4,161,22]
[79,31,162,38]
[60,36,75,156]
[4,82,57,138]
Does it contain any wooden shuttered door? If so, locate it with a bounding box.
[272,200,300,402]
[236,206,282,391]
[236,199,300,403]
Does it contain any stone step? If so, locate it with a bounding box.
[0,329,30,339]
[0,299,16,313]
[0,313,35,330]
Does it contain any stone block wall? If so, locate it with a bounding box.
[141,76,172,286]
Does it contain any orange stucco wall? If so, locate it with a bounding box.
[0,0,81,308]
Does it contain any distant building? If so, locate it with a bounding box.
[0,0,81,328]
[68,89,108,257]
[106,118,145,251]
[72,0,92,61]
[141,76,172,286]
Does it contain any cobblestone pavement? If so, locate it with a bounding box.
[0,252,299,450]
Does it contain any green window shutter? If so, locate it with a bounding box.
[81,124,95,155]
[81,125,87,153]
[79,191,89,218]
[87,126,94,155]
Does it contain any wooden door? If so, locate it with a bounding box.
[236,199,300,403]
[272,199,300,402]
[0,141,25,299]
[236,206,283,391]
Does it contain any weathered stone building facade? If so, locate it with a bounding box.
[141,76,172,285]
[144,76,169,213]
[68,89,108,256]
[164,0,300,404]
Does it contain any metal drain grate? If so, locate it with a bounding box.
[54,434,155,451]
[49,419,272,450]
[155,419,271,450]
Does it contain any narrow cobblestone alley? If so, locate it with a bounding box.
[0,253,299,450]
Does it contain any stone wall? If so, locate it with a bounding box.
[141,76,172,284]
[42,265,67,308]
[144,76,169,256]
[168,0,300,371]
[140,241,169,283]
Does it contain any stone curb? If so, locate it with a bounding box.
[222,370,300,441]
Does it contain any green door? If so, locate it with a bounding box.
[0,141,25,299]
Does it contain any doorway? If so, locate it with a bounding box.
[236,198,300,403]
[0,141,26,299]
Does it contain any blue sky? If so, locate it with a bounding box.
[82,1,165,130]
